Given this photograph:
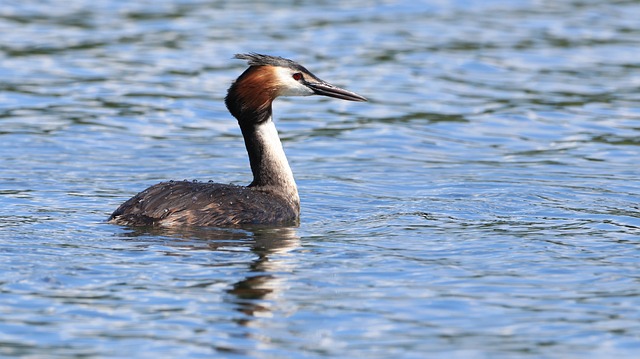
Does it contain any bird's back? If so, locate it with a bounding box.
[108,181,299,227]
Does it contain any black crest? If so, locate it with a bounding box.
[234,53,309,73]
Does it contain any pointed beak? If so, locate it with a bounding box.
[305,80,368,102]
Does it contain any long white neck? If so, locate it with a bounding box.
[242,117,299,208]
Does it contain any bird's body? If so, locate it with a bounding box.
[109,53,366,227]
[109,181,298,227]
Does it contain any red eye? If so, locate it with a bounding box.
[292,73,302,81]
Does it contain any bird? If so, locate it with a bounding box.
[108,53,367,227]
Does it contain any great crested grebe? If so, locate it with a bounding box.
[108,53,367,227]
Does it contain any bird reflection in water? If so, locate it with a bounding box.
[119,225,300,322]
[226,230,298,319]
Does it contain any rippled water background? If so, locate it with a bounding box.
[2,0,640,357]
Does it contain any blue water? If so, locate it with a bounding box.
[2,0,640,358]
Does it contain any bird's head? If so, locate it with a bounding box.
[225,53,367,124]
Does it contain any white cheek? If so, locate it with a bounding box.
[281,85,314,97]
[280,84,314,97]
[274,67,314,97]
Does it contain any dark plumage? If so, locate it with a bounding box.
[109,181,298,227]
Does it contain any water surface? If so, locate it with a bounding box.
[1,1,640,358]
